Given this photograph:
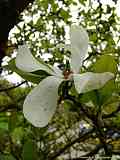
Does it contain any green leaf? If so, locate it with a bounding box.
[0,155,16,160]
[59,9,71,22]
[12,127,25,142]
[63,99,74,112]
[52,3,59,12]
[89,32,98,43]
[92,55,117,74]
[0,115,8,130]
[35,18,46,31]
[22,140,38,160]
[0,122,8,130]
[99,80,117,105]
[91,55,118,105]
[78,0,86,5]
[79,91,98,107]
[102,95,120,114]
[8,112,17,132]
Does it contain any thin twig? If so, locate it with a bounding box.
[0,81,26,92]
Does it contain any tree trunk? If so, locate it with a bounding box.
[0,0,35,72]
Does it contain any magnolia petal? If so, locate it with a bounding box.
[73,72,114,94]
[23,76,63,127]
[16,45,53,74]
[70,25,89,73]
[52,66,63,78]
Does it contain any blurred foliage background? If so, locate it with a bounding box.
[1,0,120,159]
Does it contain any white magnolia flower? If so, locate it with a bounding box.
[16,25,114,127]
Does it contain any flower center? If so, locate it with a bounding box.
[63,70,73,79]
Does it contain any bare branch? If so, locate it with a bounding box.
[0,81,26,92]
